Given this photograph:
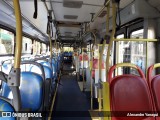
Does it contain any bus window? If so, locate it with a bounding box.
[63,47,73,52]
[0,29,14,78]
[22,37,32,55]
[0,28,14,55]
[116,34,125,75]
[130,29,146,74]
[33,41,41,55]
[41,43,47,54]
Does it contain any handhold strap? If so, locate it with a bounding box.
[33,0,38,19]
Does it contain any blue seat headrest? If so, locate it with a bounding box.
[0,99,15,120]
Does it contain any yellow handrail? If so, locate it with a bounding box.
[49,33,53,59]
[115,63,138,69]
[90,32,96,110]
[153,63,160,69]
[114,38,157,42]
[13,0,22,68]
[105,3,117,75]
[104,2,117,120]
[103,2,111,120]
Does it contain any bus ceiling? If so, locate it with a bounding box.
[0,0,160,45]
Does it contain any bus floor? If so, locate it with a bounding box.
[52,63,91,120]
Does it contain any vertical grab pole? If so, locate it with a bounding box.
[49,31,54,74]
[106,2,117,82]
[90,42,93,110]
[146,41,148,76]
[104,1,117,120]
[98,1,110,119]
[82,48,85,92]
[10,0,22,111]
[13,0,22,68]
[90,32,96,110]
[103,3,110,119]
[54,33,57,53]
[49,33,53,59]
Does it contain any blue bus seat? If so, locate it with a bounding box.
[43,66,52,79]
[1,82,12,99]
[29,63,55,109]
[0,99,15,120]
[37,60,56,79]
[20,64,33,72]
[29,65,52,79]
[39,61,50,67]
[20,72,43,111]
[2,63,12,74]
[1,72,43,112]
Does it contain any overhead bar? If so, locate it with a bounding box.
[114,38,158,42]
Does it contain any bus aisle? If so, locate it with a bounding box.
[52,63,91,120]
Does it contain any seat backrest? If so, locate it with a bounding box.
[148,65,160,112]
[1,82,12,99]
[29,64,52,79]
[110,75,153,111]
[43,66,52,79]
[1,72,43,112]
[150,76,160,111]
[20,72,43,111]
[2,63,12,74]
[52,59,57,71]
[109,64,154,120]
[51,60,56,78]
[39,61,50,67]
[0,99,15,120]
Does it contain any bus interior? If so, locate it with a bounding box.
[0,0,160,120]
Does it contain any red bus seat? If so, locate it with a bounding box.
[148,64,160,120]
[108,63,155,120]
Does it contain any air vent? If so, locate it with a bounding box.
[63,1,83,8]
[64,15,78,19]
[98,11,107,18]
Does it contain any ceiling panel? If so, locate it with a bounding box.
[0,10,16,27]
[7,0,54,38]
[119,0,134,8]
[52,0,136,37]
[0,0,14,15]
[148,0,160,7]
[59,27,80,36]
[52,3,102,22]
[52,0,105,36]
[50,0,105,6]
[90,0,135,31]
[19,1,52,34]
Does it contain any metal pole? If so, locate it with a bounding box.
[14,0,22,68]
[10,0,22,112]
